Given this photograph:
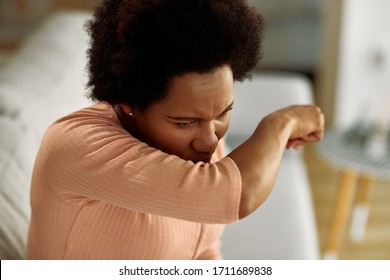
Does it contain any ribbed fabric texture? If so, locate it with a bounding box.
[27,103,242,259]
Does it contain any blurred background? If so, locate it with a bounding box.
[0,0,389,259]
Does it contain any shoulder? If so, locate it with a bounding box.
[46,102,125,141]
[52,102,119,129]
[39,103,141,162]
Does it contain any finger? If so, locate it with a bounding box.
[287,138,305,148]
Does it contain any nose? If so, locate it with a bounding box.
[191,122,219,154]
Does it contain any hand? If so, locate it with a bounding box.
[232,104,324,219]
[272,105,325,149]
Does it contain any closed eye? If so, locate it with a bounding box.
[217,107,233,119]
[175,120,197,128]
[168,101,233,127]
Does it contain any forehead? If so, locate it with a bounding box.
[159,66,234,113]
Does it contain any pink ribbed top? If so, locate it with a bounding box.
[27,103,241,259]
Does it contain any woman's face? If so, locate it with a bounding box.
[122,65,234,163]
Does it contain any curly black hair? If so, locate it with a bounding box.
[86,0,264,111]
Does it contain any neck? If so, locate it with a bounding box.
[113,104,148,144]
[113,104,133,133]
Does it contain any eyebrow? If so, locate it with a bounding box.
[166,100,234,121]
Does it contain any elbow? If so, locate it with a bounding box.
[238,192,266,220]
[238,203,252,219]
[238,179,274,220]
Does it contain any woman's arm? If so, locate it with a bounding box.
[227,105,324,219]
[41,104,322,223]
[40,106,242,224]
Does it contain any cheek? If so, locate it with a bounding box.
[218,125,229,140]
[170,129,194,144]
[153,125,194,149]
[216,117,231,139]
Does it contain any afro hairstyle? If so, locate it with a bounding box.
[86,0,264,111]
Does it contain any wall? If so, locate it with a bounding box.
[0,0,98,48]
[334,0,390,128]
[248,0,323,74]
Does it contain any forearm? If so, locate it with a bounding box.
[227,112,293,219]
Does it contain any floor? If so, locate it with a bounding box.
[1,2,389,260]
[304,144,390,259]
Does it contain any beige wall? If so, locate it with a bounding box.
[334,0,390,128]
[316,0,390,128]
[315,0,343,127]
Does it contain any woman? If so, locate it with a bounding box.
[27,0,324,259]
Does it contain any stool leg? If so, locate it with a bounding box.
[350,174,374,241]
[323,169,357,260]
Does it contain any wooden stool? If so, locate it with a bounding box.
[323,170,375,259]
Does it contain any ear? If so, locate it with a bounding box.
[118,103,134,116]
